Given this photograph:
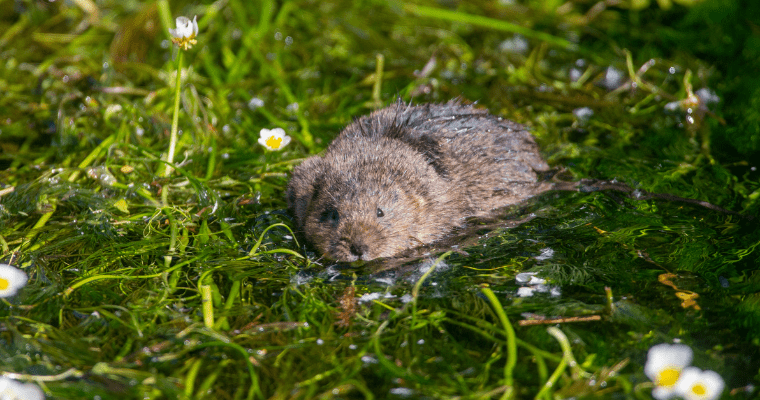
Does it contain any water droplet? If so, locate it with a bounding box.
[664,101,681,113]
[696,88,720,104]
[600,67,623,90]
[389,388,414,397]
[499,35,529,54]
[248,97,264,110]
[569,68,582,82]
[573,107,594,124]
[361,355,378,364]
[517,287,535,297]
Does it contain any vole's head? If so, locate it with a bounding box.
[287,138,447,262]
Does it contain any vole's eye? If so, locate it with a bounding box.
[376,208,384,218]
[319,207,339,224]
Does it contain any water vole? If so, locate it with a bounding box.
[287,100,552,262]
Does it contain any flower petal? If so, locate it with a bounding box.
[170,16,198,40]
[0,263,28,298]
[259,128,273,140]
[644,343,693,382]
[652,385,678,400]
[675,367,725,400]
[15,382,45,400]
[0,377,44,400]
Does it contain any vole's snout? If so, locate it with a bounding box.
[331,235,373,262]
[330,220,383,262]
[349,241,369,260]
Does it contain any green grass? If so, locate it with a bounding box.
[1,0,759,398]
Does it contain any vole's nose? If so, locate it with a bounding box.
[349,242,369,260]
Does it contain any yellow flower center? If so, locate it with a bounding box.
[691,383,707,396]
[656,368,680,387]
[171,36,198,51]
[266,136,283,149]
[0,277,9,290]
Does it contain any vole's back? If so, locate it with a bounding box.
[287,100,551,262]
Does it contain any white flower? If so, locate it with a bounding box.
[0,376,45,400]
[645,343,694,400]
[258,128,291,151]
[169,16,198,39]
[169,16,198,50]
[0,264,28,298]
[675,367,725,400]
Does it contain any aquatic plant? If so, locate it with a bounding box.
[0,0,756,398]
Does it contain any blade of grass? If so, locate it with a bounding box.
[68,134,118,183]
[191,341,263,400]
[481,286,517,400]
[403,4,578,51]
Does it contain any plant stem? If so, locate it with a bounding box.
[201,284,214,328]
[481,286,516,400]
[214,279,241,330]
[162,49,184,205]
[163,207,178,271]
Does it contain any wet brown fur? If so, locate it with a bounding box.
[287,100,552,262]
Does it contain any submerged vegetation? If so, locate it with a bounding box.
[0,0,759,398]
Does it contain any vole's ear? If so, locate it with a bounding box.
[287,156,325,228]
